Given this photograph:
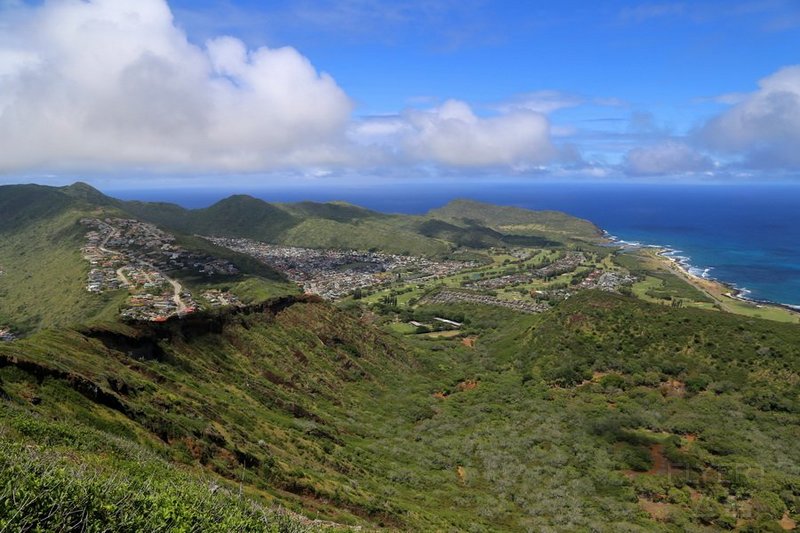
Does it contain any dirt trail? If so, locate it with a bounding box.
[638,498,670,521]
[167,277,188,313]
[624,444,682,479]
[780,512,797,531]
[456,466,467,484]
[647,444,670,475]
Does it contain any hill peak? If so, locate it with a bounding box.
[214,194,264,204]
[60,182,112,204]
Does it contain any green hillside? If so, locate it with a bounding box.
[1,291,799,530]
[0,184,291,333]
[428,198,603,242]
[118,190,598,255]
[281,217,451,256]
[281,200,386,223]
[0,184,76,232]
[0,207,125,333]
[2,183,799,531]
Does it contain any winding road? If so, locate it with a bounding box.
[98,222,189,314]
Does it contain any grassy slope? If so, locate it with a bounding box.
[0,183,77,233]
[428,199,603,242]
[0,299,425,528]
[280,218,452,255]
[122,193,599,255]
[0,408,316,532]
[1,293,798,531]
[0,185,293,332]
[0,207,127,333]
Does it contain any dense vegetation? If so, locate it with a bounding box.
[1,183,798,531]
[1,291,798,530]
[428,198,602,241]
[0,410,315,532]
[119,188,601,255]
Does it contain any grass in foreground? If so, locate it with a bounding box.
[0,407,318,532]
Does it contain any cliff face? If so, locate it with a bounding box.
[88,294,325,354]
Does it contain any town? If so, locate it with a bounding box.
[422,289,550,314]
[208,237,477,299]
[354,245,638,321]
[465,251,587,290]
[80,218,241,321]
[78,220,637,322]
[416,261,633,315]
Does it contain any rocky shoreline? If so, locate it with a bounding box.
[602,230,800,317]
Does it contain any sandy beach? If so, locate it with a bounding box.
[651,247,800,322]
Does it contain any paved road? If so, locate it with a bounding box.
[167,277,188,314]
[115,266,130,287]
[98,223,189,314]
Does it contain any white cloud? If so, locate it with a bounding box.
[349,116,411,145]
[402,100,556,167]
[698,65,800,169]
[0,0,352,172]
[0,0,565,175]
[349,100,559,169]
[593,97,627,108]
[695,92,749,105]
[624,141,714,176]
[494,90,584,114]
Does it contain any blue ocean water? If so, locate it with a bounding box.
[109,181,800,307]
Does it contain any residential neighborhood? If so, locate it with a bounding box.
[208,237,476,300]
[422,289,550,314]
[80,218,239,321]
[465,251,586,290]
[77,220,636,322]
[578,270,637,292]
[201,289,243,309]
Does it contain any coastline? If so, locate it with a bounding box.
[602,231,800,319]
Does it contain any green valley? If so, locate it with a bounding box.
[1,183,799,531]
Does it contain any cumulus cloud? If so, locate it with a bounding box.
[0,0,352,172]
[0,0,565,175]
[624,141,714,176]
[349,100,559,169]
[401,100,556,167]
[698,65,800,169]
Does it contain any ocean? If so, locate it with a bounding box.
[109,180,800,307]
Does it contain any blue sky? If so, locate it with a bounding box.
[170,1,797,112]
[0,0,799,186]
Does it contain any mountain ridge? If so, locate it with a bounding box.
[2,181,604,256]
